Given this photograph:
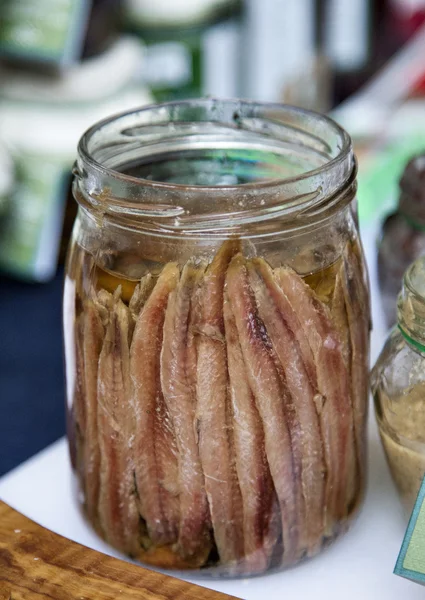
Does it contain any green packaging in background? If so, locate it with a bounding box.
[357,135,425,226]
[395,475,425,586]
[0,0,91,65]
[0,152,70,282]
[125,0,243,100]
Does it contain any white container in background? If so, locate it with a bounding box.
[324,0,370,72]
[125,0,243,100]
[0,37,152,282]
[126,0,233,27]
[242,0,315,102]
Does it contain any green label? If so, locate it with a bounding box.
[0,152,70,281]
[395,476,425,586]
[0,0,91,65]
[357,134,425,226]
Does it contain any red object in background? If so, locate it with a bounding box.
[412,71,425,95]
[393,2,425,39]
[389,0,425,93]
[389,0,425,37]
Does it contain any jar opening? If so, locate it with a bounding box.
[75,99,356,236]
[121,145,320,187]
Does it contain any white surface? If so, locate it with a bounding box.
[0,223,423,599]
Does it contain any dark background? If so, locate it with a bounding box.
[0,269,65,476]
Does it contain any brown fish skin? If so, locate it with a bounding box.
[97,294,140,554]
[226,254,298,565]
[351,237,372,333]
[129,274,155,324]
[96,289,114,327]
[274,267,353,534]
[340,245,370,500]
[331,269,358,513]
[82,299,105,525]
[249,259,325,556]
[130,263,180,547]
[331,272,351,368]
[195,241,244,567]
[266,491,284,570]
[73,314,86,435]
[223,292,278,573]
[160,260,212,565]
[72,313,86,484]
[250,263,316,386]
[225,377,246,576]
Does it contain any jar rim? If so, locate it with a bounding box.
[75,98,356,236]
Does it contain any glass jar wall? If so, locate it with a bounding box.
[372,256,425,518]
[64,99,371,576]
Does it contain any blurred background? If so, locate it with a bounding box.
[1,0,425,476]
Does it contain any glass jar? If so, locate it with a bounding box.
[372,256,425,518]
[377,153,425,329]
[64,99,371,576]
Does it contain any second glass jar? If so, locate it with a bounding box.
[372,256,425,517]
[64,99,370,576]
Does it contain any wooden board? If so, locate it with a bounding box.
[0,500,241,600]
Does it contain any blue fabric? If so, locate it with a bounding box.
[0,269,65,476]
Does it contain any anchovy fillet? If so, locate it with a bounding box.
[226,254,298,565]
[223,291,278,572]
[130,263,180,547]
[340,245,370,498]
[97,293,140,553]
[196,241,244,566]
[274,267,353,534]
[82,298,105,524]
[161,260,212,564]
[249,258,325,556]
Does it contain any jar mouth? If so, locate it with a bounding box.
[75,98,356,236]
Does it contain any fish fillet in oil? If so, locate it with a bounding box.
[130,263,180,547]
[97,292,140,554]
[224,291,280,572]
[226,254,298,565]
[249,258,325,556]
[196,241,244,567]
[161,260,212,565]
[275,267,353,533]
